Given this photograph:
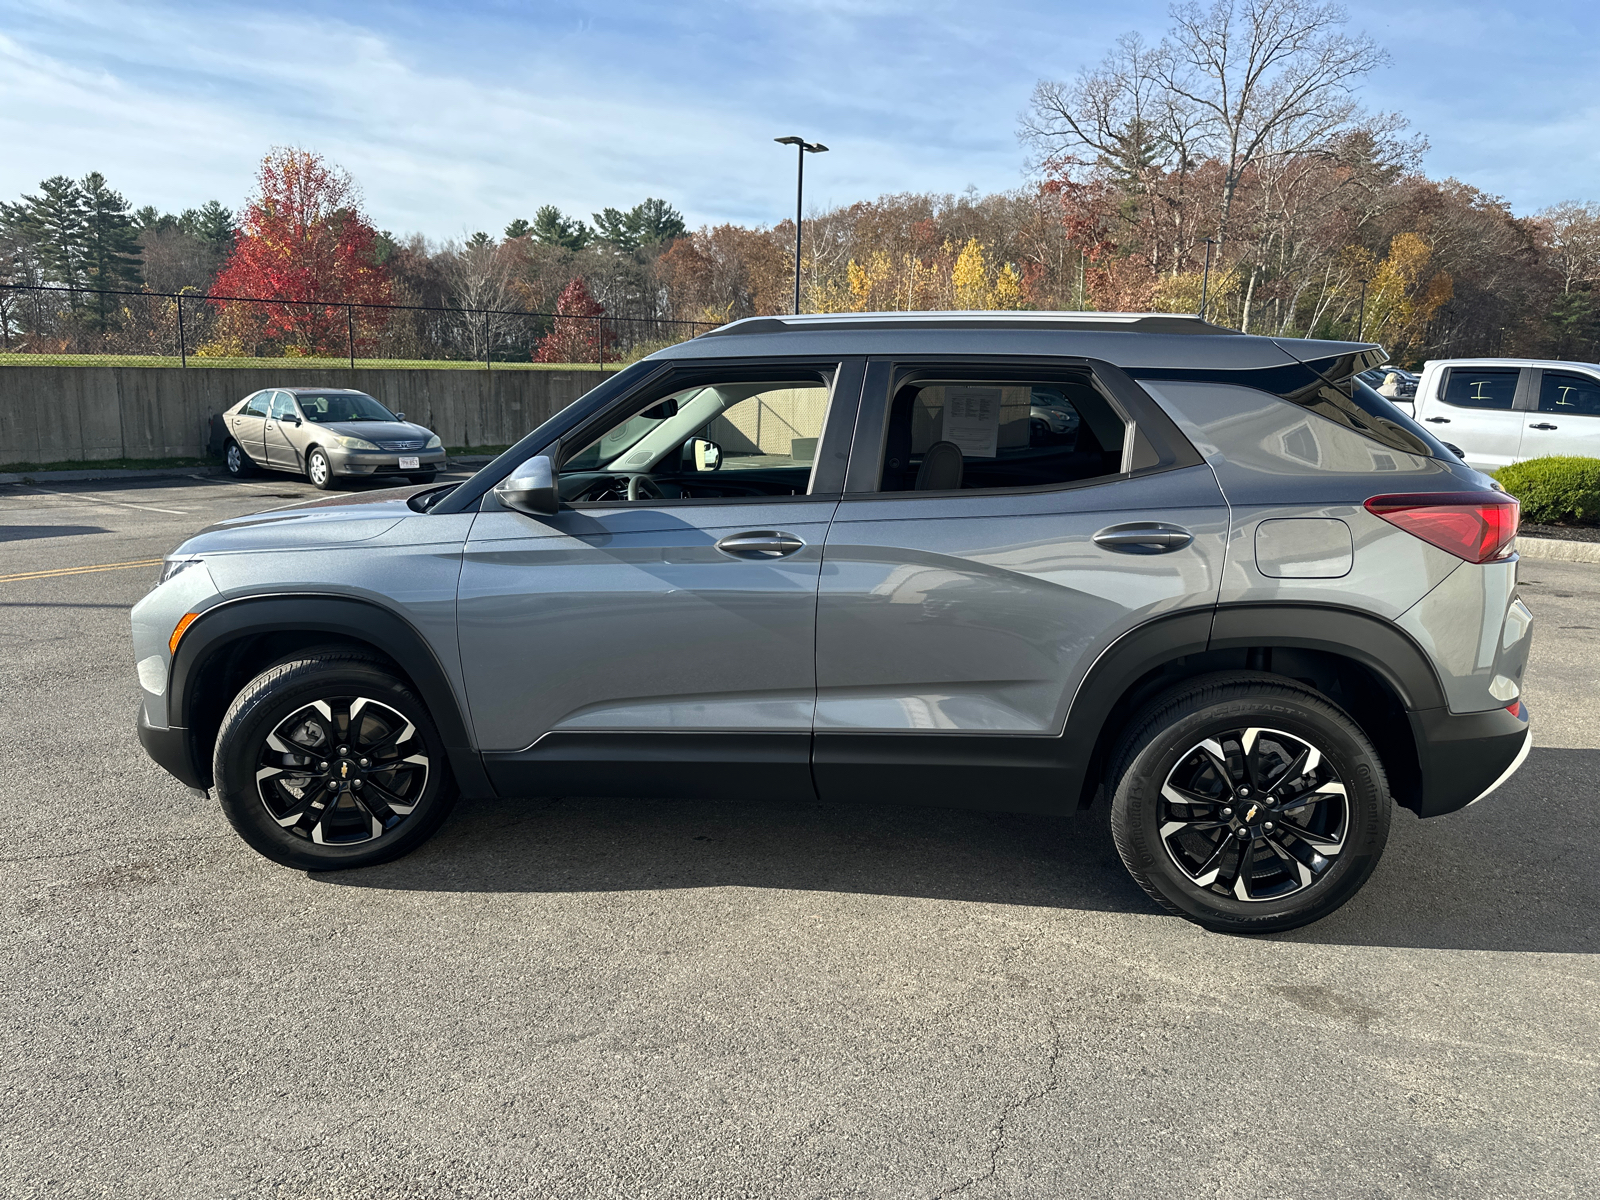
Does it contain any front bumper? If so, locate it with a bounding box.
[327,447,447,476]
[136,705,207,789]
[1408,701,1531,817]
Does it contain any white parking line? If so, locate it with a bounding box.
[20,486,189,516]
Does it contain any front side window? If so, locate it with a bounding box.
[1442,368,1519,410]
[875,376,1124,493]
[559,374,833,502]
[1539,371,1600,416]
[300,392,396,423]
[241,393,270,417]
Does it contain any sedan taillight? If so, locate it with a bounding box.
[1364,491,1520,564]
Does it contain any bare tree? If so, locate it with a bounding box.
[1537,201,1600,295]
[440,233,518,360]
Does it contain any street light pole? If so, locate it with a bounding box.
[775,135,828,315]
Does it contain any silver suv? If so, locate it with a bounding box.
[132,312,1534,933]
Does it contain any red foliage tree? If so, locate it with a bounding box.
[210,148,392,356]
[534,277,613,363]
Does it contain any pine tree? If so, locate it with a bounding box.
[532,205,591,250]
[504,218,533,240]
[78,172,142,328]
[7,176,87,293]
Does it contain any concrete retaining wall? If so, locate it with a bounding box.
[0,366,611,466]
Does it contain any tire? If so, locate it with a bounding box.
[1107,672,1391,934]
[224,439,256,478]
[212,652,459,871]
[306,447,336,490]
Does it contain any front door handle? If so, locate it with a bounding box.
[1529,422,1558,430]
[1425,416,1451,423]
[715,531,804,559]
[1093,522,1194,554]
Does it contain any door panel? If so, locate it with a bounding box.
[228,394,268,462]
[458,498,838,752]
[814,465,1230,737]
[1415,367,1525,471]
[264,392,300,470]
[1526,369,1600,460]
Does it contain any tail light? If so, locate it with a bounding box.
[1364,491,1519,564]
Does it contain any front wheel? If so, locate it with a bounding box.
[306,447,336,490]
[1108,673,1392,934]
[212,652,458,870]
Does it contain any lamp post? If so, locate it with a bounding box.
[1356,278,1369,342]
[774,135,828,315]
[1198,238,1218,320]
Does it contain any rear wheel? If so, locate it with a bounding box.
[212,653,458,870]
[224,439,255,478]
[1108,673,1391,934]
[306,447,336,490]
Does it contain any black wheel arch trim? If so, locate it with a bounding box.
[165,593,493,797]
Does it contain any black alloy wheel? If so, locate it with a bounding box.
[1108,673,1391,934]
[224,439,255,477]
[213,652,457,870]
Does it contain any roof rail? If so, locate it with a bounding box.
[701,310,1241,337]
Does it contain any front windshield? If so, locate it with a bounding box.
[299,392,397,423]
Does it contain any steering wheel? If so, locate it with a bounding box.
[626,473,664,502]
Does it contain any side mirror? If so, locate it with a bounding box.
[493,455,560,515]
[684,437,721,471]
[292,416,303,426]
[394,412,407,422]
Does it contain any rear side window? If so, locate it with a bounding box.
[1539,371,1600,416]
[1442,368,1519,410]
[875,375,1124,493]
[241,393,270,417]
[268,392,297,420]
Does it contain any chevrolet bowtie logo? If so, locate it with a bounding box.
[341,763,349,778]
[1245,804,1259,821]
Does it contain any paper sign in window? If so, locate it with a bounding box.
[941,386,1003,458]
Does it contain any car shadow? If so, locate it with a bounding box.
[316,746,1599,955]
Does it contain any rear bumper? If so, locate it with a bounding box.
[1408,701,1531,817]
[136,706,206,789]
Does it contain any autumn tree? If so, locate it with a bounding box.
[535,277,611,362]
[209,147,391,356]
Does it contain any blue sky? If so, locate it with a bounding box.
[2,0,1597,238]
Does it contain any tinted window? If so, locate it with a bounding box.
[241,393,270,417]
[268,392,297,420]
[1442,368,1519,410]
[875,376,1124,493]
[1539,371,1600,417]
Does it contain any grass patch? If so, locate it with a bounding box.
[0,352,624,371]
[0,455,215,473]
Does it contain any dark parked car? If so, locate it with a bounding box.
[141,313,1532,934]
[208,387,445,489]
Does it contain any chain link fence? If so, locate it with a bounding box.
[0,283,716,369]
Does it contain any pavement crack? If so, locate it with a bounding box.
[0,831,234,864]
[936,1015,1064,1199]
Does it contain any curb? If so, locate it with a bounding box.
[0,457,497,486]
[1516,536,1600,564]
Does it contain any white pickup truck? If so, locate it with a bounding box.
[1401,358,1600,472]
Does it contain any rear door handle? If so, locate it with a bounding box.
[1425,416,1451,423]
[1093,522,1194,554]
[1529,422,1558,430]
[715,531,805,558]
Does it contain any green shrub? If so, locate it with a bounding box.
[1494,456,1600,525]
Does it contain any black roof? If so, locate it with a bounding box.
[657,311,1381,373]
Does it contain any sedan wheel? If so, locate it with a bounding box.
[307,447,335,490]
[225,440,254,477]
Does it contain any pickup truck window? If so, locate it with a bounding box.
[1539,371,1600,416]
[1442,368,1518,410]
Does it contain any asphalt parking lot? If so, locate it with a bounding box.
[3,472,1598,1198]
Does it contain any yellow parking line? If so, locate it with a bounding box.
[0,557,164,584]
